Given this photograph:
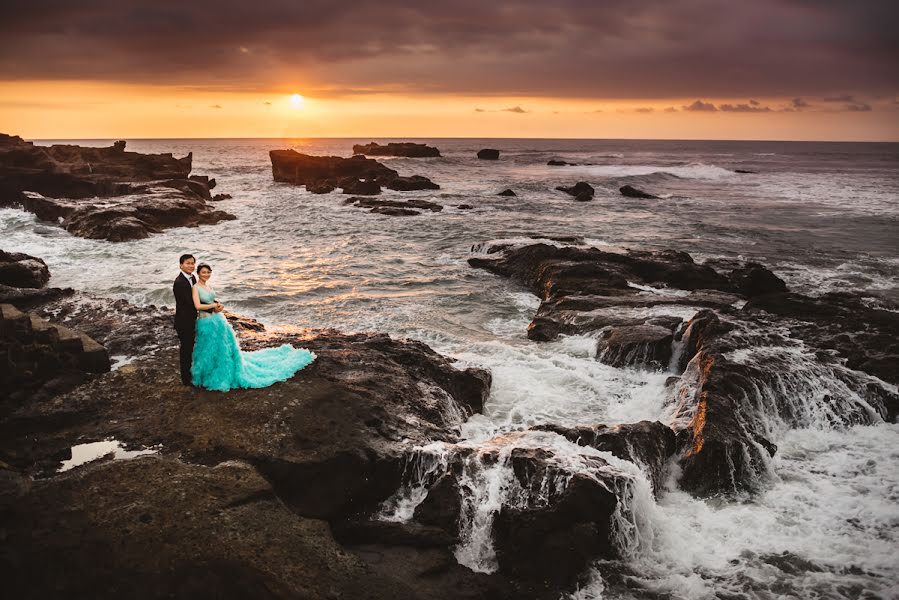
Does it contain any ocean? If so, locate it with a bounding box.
[3,137,898,598]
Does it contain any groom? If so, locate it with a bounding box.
[173,254,198,385]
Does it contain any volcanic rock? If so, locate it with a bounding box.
[352,142,441,158]
[728,263,787,297]
[497,189,517,197]
[477,149,500,160]
[385,175,441,191]
[619,185,659,199]
[269,150,438,194]
[597,324,674,370]
[0,250,50,289]
[340,178,382,195]
[556,182,594,199]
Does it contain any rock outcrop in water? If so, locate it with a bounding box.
[345,196,444,216]
[469,240,899,496]
[619,184,659,199]
[269,150,439,195]
[0,134,235,241]
[352,142,441,157]
[477,149,500,160]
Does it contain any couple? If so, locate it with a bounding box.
[173,254,315,391]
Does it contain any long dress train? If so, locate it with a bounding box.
[191,286,315,391]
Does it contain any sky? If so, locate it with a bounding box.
[0,0,897,141]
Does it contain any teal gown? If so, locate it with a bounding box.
[191,286,316,392]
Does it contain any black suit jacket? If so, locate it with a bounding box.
[173,274,197,332]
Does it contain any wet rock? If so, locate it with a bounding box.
[729,263,786,297]
[574,191,594,202]
[547,160,571,166]
[19,185,235,242]
[555,182,594,199]
[307,180,336,194]
[269,150,438,195]
[744,292,899,386]
[0,457,423,600]
[477,149,500,160]
[457,204,474,210]
[340,178,382,195]
[413,473,462,532]
[211,193,232,201]
[385,175,440,191]
[619,185,659,199]
[734,169,757,174]
[353,142,441,158]
[497,189,517,197]
[346,197,443,216]
[0,250,50,289]
[597,324,674,370]
[493,447,624,586]
[531,421,677,493]
[0,134,232,241]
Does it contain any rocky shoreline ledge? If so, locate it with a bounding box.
[2,240,897,599]
[0,134,235,241]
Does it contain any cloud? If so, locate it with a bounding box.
[500,106,529,113]
[664,106,678,112]
[210,104,223,109]
[844,102,872,112]
[683,99,717,112]
[474,108,486,112]
[0,1,896,100]
[823,94,856,103]
[719,102,772,112]
[635,107,654,113]
[263,101,272,105]
[791,98,810,110]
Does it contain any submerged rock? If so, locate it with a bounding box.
[345,196,443,217]
[619,185,659,199]
[353,142,441,158]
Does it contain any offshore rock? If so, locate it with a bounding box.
[619,185,659,199]
[556,181,595,199]
[269,150,438,194]
[477,149,500,160]
[497,189,517,196]
[352,142,441,157]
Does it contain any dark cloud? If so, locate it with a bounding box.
[684,100,717,111]
[719,102,772,112]
[664,106,678,112]
[635,107,654,113]
[791,98,811,110]
[263,101,272,105]
[210,104,223,109]
[0,0,897,99]
[501,106,529,113]
[845,102,872,111]
[474,108,486,112]
[822,94,856,102]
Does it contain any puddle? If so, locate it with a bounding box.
[58,439,160,472]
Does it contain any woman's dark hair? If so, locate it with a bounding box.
[196,263,212,274]
[179,253,195,264]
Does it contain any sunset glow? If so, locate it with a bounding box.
[0,2,895,141]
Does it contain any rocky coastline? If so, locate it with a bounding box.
[0,134,235,241]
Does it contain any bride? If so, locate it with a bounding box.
[191,263,315,391]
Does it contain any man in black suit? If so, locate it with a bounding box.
[173,254,198,385]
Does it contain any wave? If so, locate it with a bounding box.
[561,162,736,180]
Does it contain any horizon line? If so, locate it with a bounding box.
[23,135,899,144]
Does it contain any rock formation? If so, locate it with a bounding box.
[477,149,500,160]
[352,142,441,157]
[619,185,659,199]
[269,150,439,195]
[0,134,235,242]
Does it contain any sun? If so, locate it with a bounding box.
[290,93,305,108]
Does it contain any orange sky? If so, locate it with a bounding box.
[2,81,897,142]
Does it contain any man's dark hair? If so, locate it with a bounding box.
[179,254,195,264]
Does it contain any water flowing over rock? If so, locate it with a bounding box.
[352,142,441,157]
[269,150,439,195]
[619,184,659,199]
[0,134,235,241]
[468,239,899,497]
[477,149,500,160]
